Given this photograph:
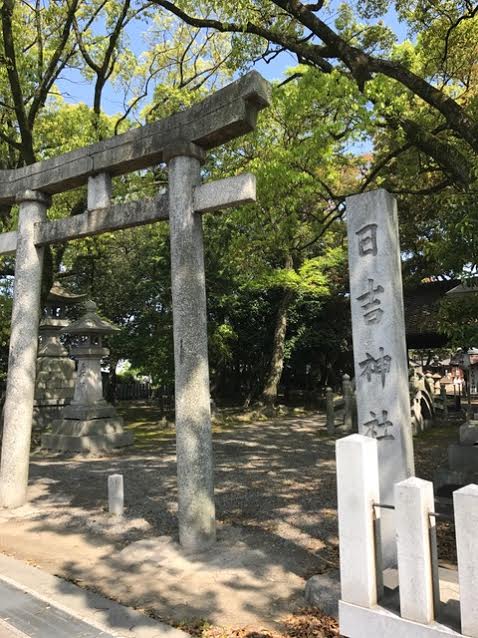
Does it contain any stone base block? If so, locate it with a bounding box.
[33,405,67,429]
[42,430,133,453]
[51,417,125,437]
[35,388,75,401]
[63,403,117,420]
[36,358,76,374]
[35,378,75,396]
[339,600,462,638]
[35,398,70,407]
[448,443,478,472]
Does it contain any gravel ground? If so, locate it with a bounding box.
[0,410,462,630]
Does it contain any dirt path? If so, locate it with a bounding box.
[0,412,339,629]
[0,412,460,630]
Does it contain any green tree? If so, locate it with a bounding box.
[148,1,478,210]
[203,68,364,404]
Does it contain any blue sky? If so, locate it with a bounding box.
[56,2,410,116]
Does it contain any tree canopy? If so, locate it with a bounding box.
[0,0,476,399]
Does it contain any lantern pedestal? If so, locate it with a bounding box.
[42,302,133,453]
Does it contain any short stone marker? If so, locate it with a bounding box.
[108,474,124,517]
[346,189,415,568]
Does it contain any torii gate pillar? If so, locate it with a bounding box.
[0,191,50,508]
[166,142,215,550]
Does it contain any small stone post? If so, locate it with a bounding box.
[337,434,379,608]
[326,387,335,434]
[395,477,435,624]
[347,189,414,568]
[454,484,478,638]
[108,474,124,517]
[166,141,216,551]
[342,374,353,432]
[440,385,448,419]
[0,191,50,508]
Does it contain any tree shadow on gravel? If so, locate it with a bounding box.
[2,413,343,629]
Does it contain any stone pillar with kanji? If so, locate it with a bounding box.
[346,189,414,569]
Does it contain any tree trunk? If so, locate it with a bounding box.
[260,256,294,406]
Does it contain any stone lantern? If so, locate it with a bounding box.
[42,300,133,452]
[34,282,85,428]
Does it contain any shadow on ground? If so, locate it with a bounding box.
[0,408,460,630]
[0,409,339,629]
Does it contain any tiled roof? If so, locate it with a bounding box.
[403,280,459,348]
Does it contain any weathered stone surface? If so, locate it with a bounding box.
[194,173,256,213]
[0,71,270,204]
[0,75,269,533]
[0,230,17,256]
[32,175,256,254]
[346,189,414,568]
[33,282,85,429]
[168,149,216,551]
[33,406,66,429]
[108,474,124,516]
[395,477,434,624]
[87,173,112,210]
[0,191,49,508]
[35,378,76,390]
[304,572,340,618]
[35,195,168,247]
[41,431,133,453]
[51,417,125,437]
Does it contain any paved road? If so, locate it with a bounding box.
[0,579,114,638]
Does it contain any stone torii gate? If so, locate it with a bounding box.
[0,71,271,551]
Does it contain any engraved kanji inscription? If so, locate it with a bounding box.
[356,223,378,257]
[356,278,385,324]
[359,347,392,387]
[364,410,395,440]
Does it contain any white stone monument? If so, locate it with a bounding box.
[346,189,415,568]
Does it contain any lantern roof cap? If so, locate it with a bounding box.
[48,281,86,303]
[61,300,120,335]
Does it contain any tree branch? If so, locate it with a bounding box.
[153,0,478,159]
[149,0,334,73]
[28,0,80,128]
[1,0,35,163]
